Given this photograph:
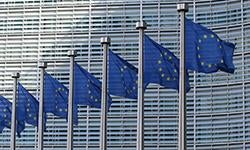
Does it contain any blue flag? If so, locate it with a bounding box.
[185,18,235,73]
[109,50,138,99]
[17,83,39,127]
[144,34,190,92]
[44,72,78,125]
[74,63,112,109]
[0,95,25,137]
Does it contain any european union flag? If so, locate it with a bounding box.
[17,83,39,127]
[185,18,235,73]
[144,34,190,92]
[74,63,112,109]
[109,50,138,99]
[0,95,25,137]
[44,72,78,125]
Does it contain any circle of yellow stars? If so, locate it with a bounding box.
[197,34,224,68]
[158,52,178,82]
[119,65,137,97]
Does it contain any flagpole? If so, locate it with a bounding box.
[38,62,47,150]
[177,3,188,150]
[136,21,147,150]
[67,50,77,150]
[100,37,110,150]
[10,72,20,150]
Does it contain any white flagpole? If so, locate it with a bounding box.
[38,62,47,150]
[10,72,20,150]
[67,50,77,150]
[100,37,110,150]
[136,21,147,150]
[177,3,189,150]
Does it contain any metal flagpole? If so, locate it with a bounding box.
[10,72,20,150]
[177,3,188,150]
[38,62,47,150]
[136,21,147,150]
[67,50,77,150]
[100,37,110,150]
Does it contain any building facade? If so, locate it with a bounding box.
[0,0,249,149]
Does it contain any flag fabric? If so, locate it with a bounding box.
[0,96,12,133]
[44,72,78,125]
[74,63,112,109]
[108,50,138,99]
[17,83,39,127]
[144,34,190,92]
[185,18,235,73]
[0,96,25,137]
[218,41,235,73]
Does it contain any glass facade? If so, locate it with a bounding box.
[0,0,249,149]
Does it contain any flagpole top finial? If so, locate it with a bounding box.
[67,50,77,57]
[136,21,147,30]
[39,62,47,68]
[177,3,189,12]
[100,37,111,45]
[12,72,20,78]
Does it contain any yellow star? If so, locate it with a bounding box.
[201,62,204,66]
[168,56,172,60]
[124,66,127,69]
[164,52,167,56]
[219,45,222,49]
[158,68,162,72]
[210,34,214,38]
[217,38,220,42]
[161,74,165,77]
[158,60,162,64]
[174,69,177,73]
[208,64,212,68]
[197,46,200,50]
[167,77,170,81]
[198,39,202,43]
[88,90,91,94]
[120,68,124,72]
[29,114,32,117]
[203,35,207,39]
[220,59,224,63]
[198,54,201,58]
